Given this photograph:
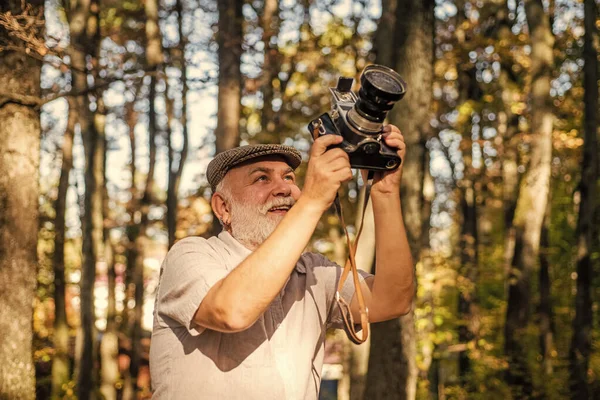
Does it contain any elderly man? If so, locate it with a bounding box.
[149,125,414,399]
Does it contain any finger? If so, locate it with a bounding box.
[311,134,343,157]
[382,129,404,140]
[382,125,401,134]
[341,168,353,182]
[320,148,350,163]
[383,135,404,147]
[334,166,353,182]
[384,138,406,149]
[328,157,352,173]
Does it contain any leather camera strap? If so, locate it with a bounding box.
[333,171,374,345]
[309,124,371,344]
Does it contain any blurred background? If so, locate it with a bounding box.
[0,0,598,399]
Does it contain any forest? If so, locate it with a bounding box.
[0,0,598,399]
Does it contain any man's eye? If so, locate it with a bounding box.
[255,175,268,182]
[284,175,295,181]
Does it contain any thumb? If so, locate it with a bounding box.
[311,134,343,157]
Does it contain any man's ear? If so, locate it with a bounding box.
[211,192,231,226]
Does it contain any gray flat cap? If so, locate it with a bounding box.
[207,144,302,192]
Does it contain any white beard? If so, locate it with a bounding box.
[228,196,295,250]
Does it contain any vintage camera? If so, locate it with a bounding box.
[308,65,407,171]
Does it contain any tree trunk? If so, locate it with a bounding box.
[167,0,189,249]
[215,0,243,152]
[77,82,99,400]
[504,0,554,396]
[210,0,243,234]
[457,183,479,381]
[373,0,398,68]
[96,94,119,400]
[365,1,433,399]
[51,97,76,398]
[124,1,163,396]
[569,0,598,397]
[0,3,43,398]
[417,153,435,386]
[349,188,376,400]
[67,0,102,395]
[100,220,119,400]
[260,0,280,138]
[539,197,554,377]
[144,0,164,67]
[128,74,158,398]
[122,98,139,400]
[453,3,482,382]
[495,0,522,298]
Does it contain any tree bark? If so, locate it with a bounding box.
[123,0,163,396]
[569,0,598,397]
[167,0,189,249]
[96,93,119,400]
[129,75,157,393]
[453,3,482,382]
[122,98,139,400]
[65,0,102,396]
[349,188,375,400]
[215,0,243,152]
[260,0,280,138]
[417,153,435,386]
[373,0,398,69]
[495,1,521,298]
[144,0,164,67]
[51,97,76,398]
[100,218,119,400]
[504,0,554,396]
[365,1,433,399]
[124,82,157,398]
[538,197,554,377]
[457,183,479,381]
[210,0,243,235]
[122,101,138,337]
[0,3,43,399]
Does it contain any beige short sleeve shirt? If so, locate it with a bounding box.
[149,231,371,400]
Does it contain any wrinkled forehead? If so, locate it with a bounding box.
[225,155,294,179]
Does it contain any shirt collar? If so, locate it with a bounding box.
[217,230,306,274]
[217,230,251,270]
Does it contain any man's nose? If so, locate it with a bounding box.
[272,179,292,197]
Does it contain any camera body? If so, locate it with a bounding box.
[308,65,407,171]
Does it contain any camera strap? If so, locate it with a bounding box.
[333,171,374,345]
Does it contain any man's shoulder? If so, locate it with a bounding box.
[166,235,221,261]
[169,235,209,251]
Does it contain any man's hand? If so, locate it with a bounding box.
[301,134,353,212]
[361,125,406,195]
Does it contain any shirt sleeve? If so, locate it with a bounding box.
[154,237,229,334]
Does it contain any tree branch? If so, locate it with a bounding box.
[0,2,47,57]
[0,71,156,108]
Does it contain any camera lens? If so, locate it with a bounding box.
[364,69,404,94]
[353,65,406,126]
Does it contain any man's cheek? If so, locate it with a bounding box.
[292,186,302,199]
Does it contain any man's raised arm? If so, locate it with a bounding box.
[194,135,353,333]
[351,125,415,322]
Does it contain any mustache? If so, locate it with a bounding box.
[259,196,296,214]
